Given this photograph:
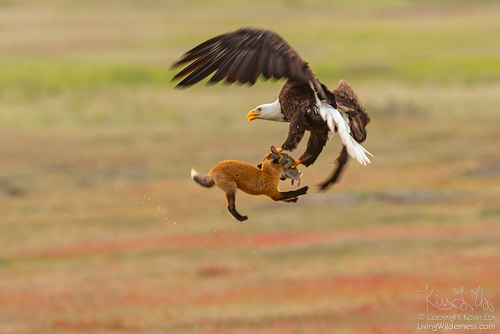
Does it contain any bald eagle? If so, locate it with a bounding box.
[171,27,371,190]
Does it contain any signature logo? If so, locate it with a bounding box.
[418,286,494,312]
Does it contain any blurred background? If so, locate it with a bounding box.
[1,0,499,333]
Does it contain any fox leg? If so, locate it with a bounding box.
[225,191,248,222]
[271,186,309,202]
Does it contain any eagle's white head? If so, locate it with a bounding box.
[247,99,286,122]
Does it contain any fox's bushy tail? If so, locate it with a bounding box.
[191,168,215,188]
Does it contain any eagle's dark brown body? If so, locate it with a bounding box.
[279,80,330,167]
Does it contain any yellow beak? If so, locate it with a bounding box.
[247,109,261,121]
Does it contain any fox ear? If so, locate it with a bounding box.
[270,145,277,153]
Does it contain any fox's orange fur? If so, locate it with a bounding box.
[191,146,308,221]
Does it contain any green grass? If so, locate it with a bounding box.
[0,0,499,333]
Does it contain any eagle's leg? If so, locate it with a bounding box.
[318,146,348,191]
[297,130,329,167]
[278,120,306,154]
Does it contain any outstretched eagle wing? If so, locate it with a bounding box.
[171,27,329,101]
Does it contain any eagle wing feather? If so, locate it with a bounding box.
[171,28,321,93]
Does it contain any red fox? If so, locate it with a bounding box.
[191,146,309,221]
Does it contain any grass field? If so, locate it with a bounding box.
[1,1,499,333]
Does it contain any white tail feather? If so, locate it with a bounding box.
[315,96,372,165]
